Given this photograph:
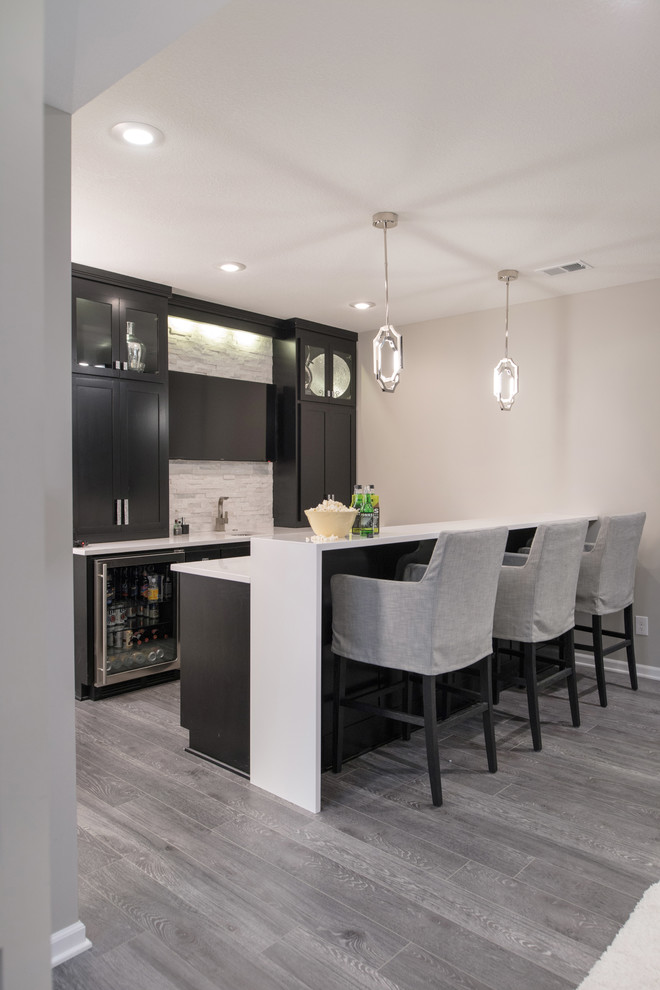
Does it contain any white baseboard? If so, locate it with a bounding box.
[575,651,660,683]
[51,920,92,968]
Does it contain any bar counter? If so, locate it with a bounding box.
[244,513,592,813]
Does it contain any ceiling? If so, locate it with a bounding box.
[70,0,660,333]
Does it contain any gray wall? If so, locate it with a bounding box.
[45,104,81,940]
[0,1,66,987]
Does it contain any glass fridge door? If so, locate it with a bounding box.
[94,551,185,687]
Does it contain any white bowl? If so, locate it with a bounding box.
[304,507,357,538]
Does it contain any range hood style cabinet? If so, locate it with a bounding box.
[71,267,357,542]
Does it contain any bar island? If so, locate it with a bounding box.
[173,513,593,814]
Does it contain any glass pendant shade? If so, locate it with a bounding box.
[372,212,402,393]
[493,357,519,411]
[493,269,519,411]
[373,324,403,392]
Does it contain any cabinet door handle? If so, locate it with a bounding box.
[123,361,128,371]
[114,360,121,370]
[115,499,122,525]
[123,499,129,525]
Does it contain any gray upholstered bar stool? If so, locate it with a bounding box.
[492,518,589,751]
[574,511,646,707]
[330,526,508,807]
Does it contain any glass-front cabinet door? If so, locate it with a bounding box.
[300,332,355,404]
[73,282,117,373]
[73,277,168,381]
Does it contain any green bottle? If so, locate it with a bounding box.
[351,484,363,535]
[360,488,374,537]
[368,484,380,535]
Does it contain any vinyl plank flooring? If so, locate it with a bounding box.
[214,809,593,988]
[76,874,144,956]
[321,772,538,878]
[261,926,405,990]
[58,674,660,990]
[379,940,518,990]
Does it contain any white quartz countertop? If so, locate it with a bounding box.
[171,557,251,583]
[72,528,298,555]
[248,512,596,551]
[73,513,595,556]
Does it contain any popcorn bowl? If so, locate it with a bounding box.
[304,505,357,539]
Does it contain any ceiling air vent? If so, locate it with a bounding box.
[536,260,593,276]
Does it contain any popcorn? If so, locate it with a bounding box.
[311,498,352,512]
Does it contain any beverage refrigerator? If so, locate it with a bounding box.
[93,550,185,690]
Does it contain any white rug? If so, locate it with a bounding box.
[576,880,660,989]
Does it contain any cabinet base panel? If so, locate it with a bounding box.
[79,669,180,701]
[185,746,249,780]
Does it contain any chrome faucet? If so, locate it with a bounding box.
[215,497,229,532]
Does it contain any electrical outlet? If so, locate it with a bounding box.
[635,615,648,636]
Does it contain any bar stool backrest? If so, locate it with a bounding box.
[492,519,589,643]
[331,527,507,675]
[575,512,646,616]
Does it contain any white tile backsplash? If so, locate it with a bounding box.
[169,460,273,535]
[168,316,274,535]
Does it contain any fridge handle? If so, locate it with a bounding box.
[123,499,129,525]
[115,499,122,525]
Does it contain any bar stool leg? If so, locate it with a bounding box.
[332,655,347,773]
[491,638,501,705]
[564,629,581,728]
[401,672,412,741]
[624,604,638,691]
[592,615,608,707]
[480,655,497,773]
[524,643,543,751]
[422,675,442,806]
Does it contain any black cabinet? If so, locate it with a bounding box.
[72,266,170,383]
[74,541,250,700]
[72,375,169,542]
[72,266,172,544]
[273,319,357,527]
[300,403,355,513]
[179,573,250,776]
[299,329,355,404]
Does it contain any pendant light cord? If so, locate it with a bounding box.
[383,224,391,327]
[504,277,510,359]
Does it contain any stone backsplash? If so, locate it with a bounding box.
[169,460,273,536]
[168,316,272,382]
[168,316,274,536]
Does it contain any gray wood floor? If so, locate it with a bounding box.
[54,667,660,990]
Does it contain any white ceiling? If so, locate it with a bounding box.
[70,0,660,333]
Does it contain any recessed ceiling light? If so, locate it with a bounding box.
[111,122,164,146]
[217,262,246,273]
[349,301,375,310]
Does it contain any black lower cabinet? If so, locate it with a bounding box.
[179,573,250,776]
[72,374,168,543]
[300,402,355,512]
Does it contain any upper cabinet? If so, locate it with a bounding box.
[300,329,355,404]
[72,265,171,383]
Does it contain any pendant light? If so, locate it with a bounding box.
[372,212,403,392]
[493,269,519,411]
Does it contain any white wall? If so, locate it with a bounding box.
[357,278,660,672]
